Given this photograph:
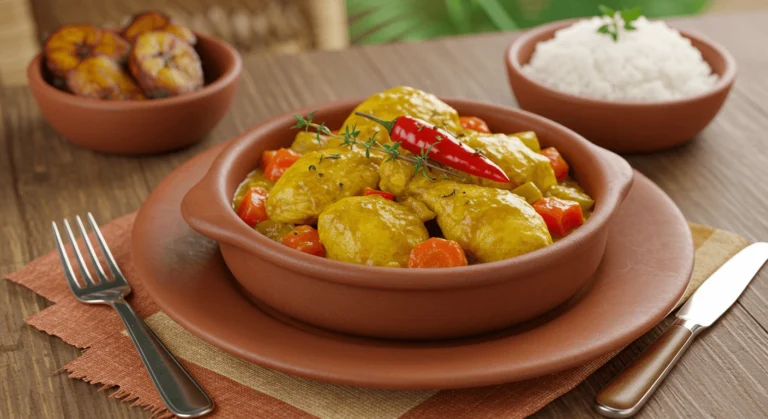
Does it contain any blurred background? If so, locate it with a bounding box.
[1,0,765,86]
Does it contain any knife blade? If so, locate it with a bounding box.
[595,242,768,418]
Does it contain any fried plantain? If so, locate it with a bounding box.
[66,56,145,100]
[129,31,204,98]
[44,25,130,79]
[122,11,196,45]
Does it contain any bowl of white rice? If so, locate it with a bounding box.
[506,16,736,153]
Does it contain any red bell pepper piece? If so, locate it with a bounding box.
[459,116,491,133]
[533,197,584,237]
[236,187,269,227]
[261,150,277,169]
[264,148,301,182]
[364,187,394,200]
[281,225,326,257]
[355,112,509,183]
[540,147,569,181]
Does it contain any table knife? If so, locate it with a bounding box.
[595,242,768,418]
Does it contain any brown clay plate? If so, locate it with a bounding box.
[133,144,693,390]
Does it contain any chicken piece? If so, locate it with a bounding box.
[290,131,343,153]
[129,32,203,98]
[378,159,414,197]
[44,25,130,79]
[66,56,144,100]
[266,148,380,224]
[399,197,436,222]
[460,131,556,192]
[122,11,196,45]
[378,158,467,198]
[408,179,552,262]
[340,86,463,147]
[318,196,429,267]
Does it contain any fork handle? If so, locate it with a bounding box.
[111,298,214,417]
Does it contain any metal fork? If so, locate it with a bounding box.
[52,213,214,418]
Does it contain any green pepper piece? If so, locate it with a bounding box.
[545,180,595,211]
[512,181,543,204]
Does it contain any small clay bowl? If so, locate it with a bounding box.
[27,32,242,155]
[181,99,634,340]
[506,19,736,154]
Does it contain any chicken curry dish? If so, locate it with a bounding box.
[233,86,594,268]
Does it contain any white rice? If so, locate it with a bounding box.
[522,16,719,102]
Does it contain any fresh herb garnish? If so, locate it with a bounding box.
[413,143,437,180]
[292,113,465,181]
[597,5,641,42]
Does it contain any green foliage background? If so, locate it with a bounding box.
[348,0,711,44]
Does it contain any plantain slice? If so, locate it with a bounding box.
[44,25,130,79]
[66,56,145,100]
[129,31,204,98]
[122,11,196,45]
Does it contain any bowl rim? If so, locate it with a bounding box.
[506,18,737,107]
[181,97,634,291]
[27,31,242,109]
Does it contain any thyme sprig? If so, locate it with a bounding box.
[292,113,464,180]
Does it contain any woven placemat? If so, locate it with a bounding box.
[5,215,748,418]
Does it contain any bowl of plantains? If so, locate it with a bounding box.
[181,94,635,340]
[27,11,242,155]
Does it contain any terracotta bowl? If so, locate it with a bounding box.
[181,99,634,340]
[27,33,242,155]
[506,19,736,154]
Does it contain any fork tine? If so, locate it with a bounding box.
[52,221,83,291]
[76,215,110,283]
[63,218,96,286]
[87,213,125,282]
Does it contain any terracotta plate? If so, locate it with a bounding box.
[133,144,693,390]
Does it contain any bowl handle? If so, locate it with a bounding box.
[181,170,253,248]
[599,148,634,205]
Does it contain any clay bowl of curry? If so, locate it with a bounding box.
[27,31,242,155]
[181,86,634,340]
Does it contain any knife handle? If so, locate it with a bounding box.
[595,319,703,418]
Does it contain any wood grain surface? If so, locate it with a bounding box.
[2,10,768,419]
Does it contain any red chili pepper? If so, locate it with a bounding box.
[364,187,395,200]
[355,112,509,183]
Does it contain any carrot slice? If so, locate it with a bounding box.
[264,148,301,182]
[236,187,269,227]
[281,225,325,257]
[364,187,394,200]
[459,116,491,133]
[408,238,468,268]
[261,150,277,169]
[532,197,583,237]
[540,147,569,181]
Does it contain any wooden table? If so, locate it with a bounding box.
[2,11,768,419]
